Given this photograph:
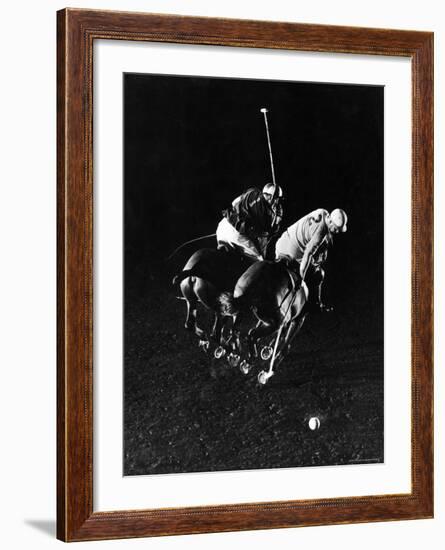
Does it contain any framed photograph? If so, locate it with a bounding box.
[57,8,433,542]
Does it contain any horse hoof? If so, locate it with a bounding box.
[260,346,273,361]
[258,370,273,385]
[227,353,241,367]
[214,346,226,359]
[198,340,210,352]
[239,360,252,375]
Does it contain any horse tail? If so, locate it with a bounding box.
[217,292,247,316]
[172,269,199,286]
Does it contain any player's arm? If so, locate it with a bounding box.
[300,224,327,280]
[231,194,243,208]
[245,189,267,259]
[270,201,283,234]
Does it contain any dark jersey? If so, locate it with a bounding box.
[225,187,274,236]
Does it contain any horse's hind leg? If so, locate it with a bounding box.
[180,279,195,330]
[180,278,207,342]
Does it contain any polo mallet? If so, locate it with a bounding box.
[260,107,278,199]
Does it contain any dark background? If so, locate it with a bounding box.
[123,73,384,476]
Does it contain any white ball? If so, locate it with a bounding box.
[308,416,321,430]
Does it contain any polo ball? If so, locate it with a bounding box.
[308,416,321,430]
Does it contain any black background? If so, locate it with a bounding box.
[123,73,384,476]
[124,73,383,307]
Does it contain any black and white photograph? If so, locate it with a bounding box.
[1,0,439,547]
[123,72,384,476]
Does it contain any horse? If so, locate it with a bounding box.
[218,260,309,384]
[173,247,254,352]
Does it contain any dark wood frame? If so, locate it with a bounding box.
[57,8,433,542]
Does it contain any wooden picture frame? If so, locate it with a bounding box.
[57,8,433,542]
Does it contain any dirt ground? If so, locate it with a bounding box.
[124,274,383,476]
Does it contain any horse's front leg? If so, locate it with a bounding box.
[222,311,244,359]
[210,313,224,344]
[246,320,262,359]
[247,318,280,360]
[276,313,307,363]
[239,318,280,378]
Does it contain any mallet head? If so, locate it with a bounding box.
[260,107,269,113]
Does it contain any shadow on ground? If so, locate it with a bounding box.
[24,520,56,538]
